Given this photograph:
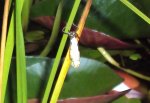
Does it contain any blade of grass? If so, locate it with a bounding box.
[97,47,150,81]
[15,0,27,102]
[2,1,14,102]
[41,0,81,103]
[22,0,33,32]
[0,0,10,102]
[120,0,150,24]
[2,11,15,103]
[50,0,92,103]
[40,0,63,57]
[97,48,120,67]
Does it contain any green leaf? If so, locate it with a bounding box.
[15,0,27,102]
[31,0,150,38]
[22,0,33,31]
[85,0,150,38]
[30,0,61,17]
[112,96,141,103]
[26,57,53,99]
[120,0,150,25]
[79,46,106,62]
[9,57,122,100]
[9,57,52,103]
[40,0,63,57]
[129,53,141,61]
[25,31,45,42]
[2,12,15,103]
[59,57,123,99]
[41,0,81,102]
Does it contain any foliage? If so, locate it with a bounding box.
[0,0,150,103]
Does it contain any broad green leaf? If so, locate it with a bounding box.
[59,57,122,99]
[9,57,52,102]
[31,0,150,38]
[112,96,141,103]
[85,0,150,38]
[30,0,61,17]
[79,46,106,62]
[9,57,122,101]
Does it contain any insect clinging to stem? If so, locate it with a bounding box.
[62,24,80,68]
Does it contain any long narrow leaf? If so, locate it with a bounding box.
[2,12,15,103]
[15,0,27,102]
[40,0,63,57]
[50,0,92,103]
[22,0,33,31]
[42,0,81,103]
[120,0,150,24]
[97,47,150,81]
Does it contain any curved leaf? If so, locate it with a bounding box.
[32,16,136,49]
[58,91,129,103]
[27,90,129,103]
[79,27,136,49]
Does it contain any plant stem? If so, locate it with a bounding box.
[134,39,150,54]
[50,0,92,103]
[98,48,120,67]
[41,0,81,103]
[98,47,150,81]
[120,0,150,24]
[40,0,63,57]
[0,0,10,102]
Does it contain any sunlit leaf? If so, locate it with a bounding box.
[15,0,27,102]
[129,54,142,61]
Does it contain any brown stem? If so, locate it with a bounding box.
[50,0,92,103]
[0,0,10,102]
[77,0,92,39]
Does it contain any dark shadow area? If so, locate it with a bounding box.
[0,0,4,33]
